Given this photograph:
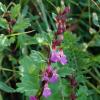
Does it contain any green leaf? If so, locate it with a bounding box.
[77,85,89,100]
[88,35,100,46]
[76,74,87,83]
[11,4,21,18]
[30,50,46,64]
[21,5,29,17]
[63,32,91,70]
[63,32,78,46]
[92,12,100,27]
[0,34,15,51]
[0,81,15,93]
[0,2,7,12]
[58,67,75,77]
[13,18,30,32]
[52,12,57,20]
[17,34,37,47]
[98,0,100,3]
[35,32,53,45]
[17,50,45,96]
[0,18,8,29]
[17,56,39,96]
[20,0,30,7]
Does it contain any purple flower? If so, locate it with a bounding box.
[58,50,67,65]
[62,7,70,15]
[42,65,52,82]
[42,65,58,83]
[30,96,37,100]
[50,49,67,65]
[50,50,59,62]
[49,69,58,83]
[43,83,51,98]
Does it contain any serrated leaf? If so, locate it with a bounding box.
[11,4,21,18]
[35,32,53,45]
[19,55,36,74]
[77,86,88,100]
[17,51,45,96]
[63,32,78,46]
[17,47,47,95]
[0,18,8,29]
[17,74,39,96]
[58,67,75,77]
[76,74,87,83]
[30,50,46,64]
[17,34,37,47]
[21,5,29,17]
[13,18,30,32]
[0,81,15,93]
[0,34,15,51]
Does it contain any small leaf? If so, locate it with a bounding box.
[92,12,100,27]
[52,13,57,20]
[30,50,46,64]
[35,32,53,45]
[0,2,7,12]
[0,17,8,29]
[58,67,75,77]
[13,18,30,32]
[0,34,15,51]
[77,85,89,100]
[11,4,21,18]
[0,81,15,93]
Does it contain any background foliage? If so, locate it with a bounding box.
[0,0,100,100]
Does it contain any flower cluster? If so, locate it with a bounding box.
[41,65,58,98]
[41,7,70,98]
[50,48,67,65]
[42,65,58,83]
[30,7,70,100]
[55,7,70,35]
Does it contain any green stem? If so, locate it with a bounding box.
[94,67,100,78]
[86,81,100,94]
[0,67,41,77]
[88,71,100,84]
[90,0,100,10]
[36,0,50,31]
[0,67,19,73]
[7,30,35,37]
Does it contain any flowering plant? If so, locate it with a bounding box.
[0,0,100,100]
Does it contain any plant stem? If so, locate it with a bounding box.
[86,81,100,94]
[7,30,35,37]
[0,67,19,73]
[94,67,100,78]
[88,71,100,84]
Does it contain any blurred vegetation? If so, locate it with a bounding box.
[0,0,100,100]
